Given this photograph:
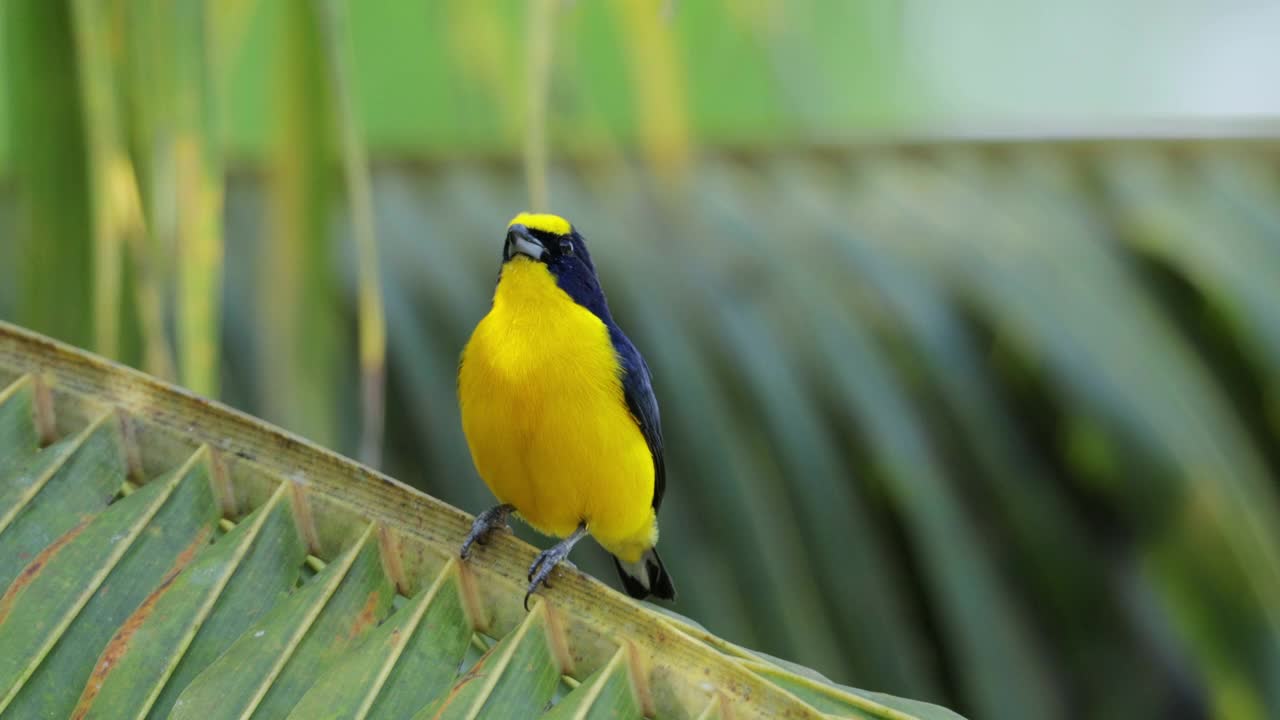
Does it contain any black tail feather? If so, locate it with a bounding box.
[613,548,676,601]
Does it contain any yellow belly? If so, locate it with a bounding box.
[458,258,656,560]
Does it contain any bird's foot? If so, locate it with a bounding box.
[524,524,588,610]
[460,504,515,559]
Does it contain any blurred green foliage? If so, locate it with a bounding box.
[2,2,1279,720]
[0,1,903,167]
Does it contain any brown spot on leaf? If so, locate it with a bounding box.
[428,653,493,720]
[345,590,384,643]
[69,525,213,720]
[0,517,91,625]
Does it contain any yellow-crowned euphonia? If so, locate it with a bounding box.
[457,213,676,607]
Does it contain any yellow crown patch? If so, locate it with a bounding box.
[509,212,571,236]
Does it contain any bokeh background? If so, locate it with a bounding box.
[3,2,1280,719]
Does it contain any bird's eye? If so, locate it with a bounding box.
[559,239,574,256]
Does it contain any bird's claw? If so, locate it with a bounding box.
[460,504,514,560]
[522,543,586,604]
[520,524,588,611]
[527,546,562,586]
[524,547,576,609]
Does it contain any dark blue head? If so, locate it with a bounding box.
[503,213,610,319]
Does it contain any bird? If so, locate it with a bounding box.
[457,212,676,608]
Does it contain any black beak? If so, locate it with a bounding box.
[504,224,547,261]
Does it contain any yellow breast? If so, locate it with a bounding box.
[458,258,656,559]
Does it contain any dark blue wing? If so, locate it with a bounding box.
[542,226,665,511]
[607,324,665,511]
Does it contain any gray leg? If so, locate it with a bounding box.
[525,524,588,610]
[460,503,515,559]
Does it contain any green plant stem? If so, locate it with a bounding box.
[316,0,387,468]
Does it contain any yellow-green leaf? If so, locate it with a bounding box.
[288,561,473,720]
[0,321,961,719]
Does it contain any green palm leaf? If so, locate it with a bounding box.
[0,321,960,719]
